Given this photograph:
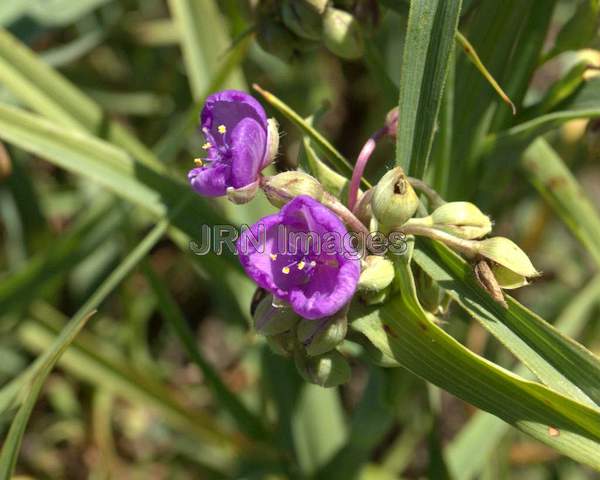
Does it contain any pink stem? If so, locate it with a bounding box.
[348,128,385,211]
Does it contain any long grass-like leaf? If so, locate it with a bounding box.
[395,0,462,178]
[413,238,600,408]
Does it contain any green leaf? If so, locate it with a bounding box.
[168,0,245,100]
[0,198,124,314]
[395,0,462,178]
[0,311,95,479]
[0,28,163,171]
[0,200,192,478]
[521,138,600,268]
[446,274,600,480]
[349,292,600,470]
[292,384,347,476]
[413,238,600,408]
[0,103,238,268]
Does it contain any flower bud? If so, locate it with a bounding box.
[406,201,492,239]
[253,294,299,335]
[475,237,540,289]
[262,171,325,208]
[322,7,364,60]
[266,330,296,357]
[359,285,390,306]
[297,307,348,356]
[358,255,395,292]
[281,0,324,40]
[226,181,259,205]
[371,167,419,229]
[294,349,351,387]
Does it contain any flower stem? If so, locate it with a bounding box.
[396,224,479,259]
[407,177,446,209]
[348,128,385,211]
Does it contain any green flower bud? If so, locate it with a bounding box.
[254,294,299,335]
[262,171,325,208]
[475,237,540,289]
[358,255,395,292]
[297,307,348,356]
[430,202,492,239]
[359,285,390,306]
[266,330,296,357]
[281,0,324,40]
[295,349,351,387]
[322,7,364,60]
[405,201,492,239]
[226,181,259,205]
[371,167,419,229]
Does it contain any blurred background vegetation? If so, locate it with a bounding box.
[1,0,600,479]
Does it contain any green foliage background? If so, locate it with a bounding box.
[1,0,600,479]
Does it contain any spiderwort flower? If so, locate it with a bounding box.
[237,195,361,320]
[188,90,277,202]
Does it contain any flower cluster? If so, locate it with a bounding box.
[188,89,539,387]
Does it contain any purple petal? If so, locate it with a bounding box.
[289,258,360,319]
[230,117,267,188]
[237,213,289,298]
[237,195,361,320]
[201,90,267,149]
[188,164,230,197]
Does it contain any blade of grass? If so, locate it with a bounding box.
[521,138,600,267]
[0,310,96,479]
[168,0,245,100]
[0,103,240,274]
[0,28,162,171]
[446,274,600,480]
[253,84,355,178]
[350,267,600,469]
[413,238,600,408]
[455,31,515,115]
[142,264,268,440]
[395,0,462,178]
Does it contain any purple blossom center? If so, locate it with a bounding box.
[238,196,361,320]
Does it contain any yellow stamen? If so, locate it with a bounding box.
[269,253,278,261]
[194,158,203,166]
[282,266,290,274]
[202,142,212,150]
[297,261,305,270]
[218,124,227,134]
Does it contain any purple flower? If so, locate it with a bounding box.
[237,196,361,320]
[188,90,273,197]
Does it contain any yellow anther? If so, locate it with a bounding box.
[202,142,212,150]
[194,158,203,166]
[297,261,306,270]
[269,253,278,261]
[281,266,290,274]
[218,124,227,134]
